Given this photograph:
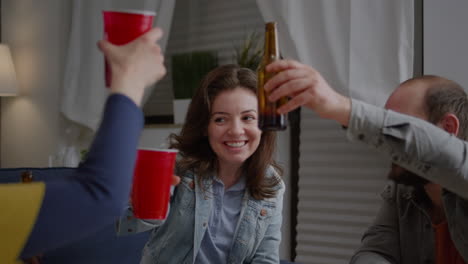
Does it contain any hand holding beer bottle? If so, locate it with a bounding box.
[264,58,352,127]
[257,22,288,131]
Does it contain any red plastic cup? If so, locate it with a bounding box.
[102,10,156,87]
[131,148,177,219]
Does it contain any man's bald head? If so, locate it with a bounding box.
[385,75,468,187]
[385,75,468,139]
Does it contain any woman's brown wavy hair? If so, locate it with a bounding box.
[169,64,282,200]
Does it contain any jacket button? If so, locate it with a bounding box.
[128,228,133,232]
[189,181,195,189]
[203,222,207,227]
[260,209,267,216]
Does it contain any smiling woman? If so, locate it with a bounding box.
[207,87,261,188]
[118,64,285,264]
[171,64,281,200]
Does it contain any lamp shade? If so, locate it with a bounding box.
[0,44,18,96]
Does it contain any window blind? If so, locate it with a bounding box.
[295,108,390,264]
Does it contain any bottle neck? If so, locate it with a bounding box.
[264,26,279,60]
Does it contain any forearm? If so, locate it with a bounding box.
[322,93,352,127]
[21,94,143,257]
[347,99,468,198]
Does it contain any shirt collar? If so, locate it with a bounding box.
[228,176,246,192]
[213,173,246,192]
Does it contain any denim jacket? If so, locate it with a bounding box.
[347,100,468,263]
[118,169,284,264]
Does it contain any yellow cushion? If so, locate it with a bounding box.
[0,182,45,264]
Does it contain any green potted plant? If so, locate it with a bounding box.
[233,31,263,71]
[171,51,218,124]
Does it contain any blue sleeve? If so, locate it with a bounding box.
[20,94,144,258]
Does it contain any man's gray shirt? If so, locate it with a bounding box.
[346,99,468,264]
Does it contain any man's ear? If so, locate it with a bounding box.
[438,113,460,136]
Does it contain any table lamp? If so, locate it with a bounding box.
[0,44,18,167]
[0,44,18,96]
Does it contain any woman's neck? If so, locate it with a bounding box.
[217,163,243,189]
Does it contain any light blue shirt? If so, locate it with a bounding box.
[195,176,246,264]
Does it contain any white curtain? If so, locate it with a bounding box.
[56,0,175,166]
[256,1,413,263]
[62,0,175,131]
[256,0,413,105]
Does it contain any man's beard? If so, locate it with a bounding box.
[387,163,430,187]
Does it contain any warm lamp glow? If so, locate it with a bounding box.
[0,44,19,96]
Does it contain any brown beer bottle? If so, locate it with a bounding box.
[21,170,33,183]
[257,22,288,131]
